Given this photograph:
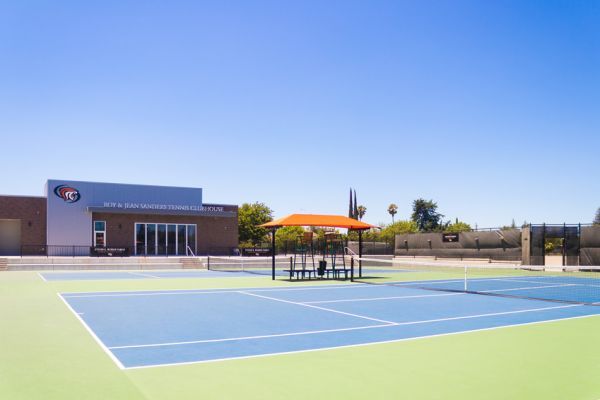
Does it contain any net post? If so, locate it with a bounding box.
[207,256,210,270]
[562,222,566,267]
[578,223,581,265]
[351,257,354,282]
[542,223,546,267]
[271,228,276,280]
[464,265,467,291]
[358,230,363,278]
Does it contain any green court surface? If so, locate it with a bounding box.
[1,271,600,400]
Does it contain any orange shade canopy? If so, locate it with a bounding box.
[260,214,376,230]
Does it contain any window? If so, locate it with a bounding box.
[177,225,186,255]
[167,225,177,255]
[135,223,146,255]
[187,225,196,255]
[147,224,156,255]
[93,220,106,247]
[134,223,197,256]
[157,224,167,255]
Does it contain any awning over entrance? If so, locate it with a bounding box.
[260,214,375,230]
[87,206,236,217]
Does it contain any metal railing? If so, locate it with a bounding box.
[16,245,196,257]
[186,245,196,257]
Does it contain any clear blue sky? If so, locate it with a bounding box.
[0,1,598,227]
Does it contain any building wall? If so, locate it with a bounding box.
[93,204,238,254]
[0,196,47,248]
[46,179,204,247]
[394,229,522,261]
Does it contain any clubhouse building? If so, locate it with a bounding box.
[0,179,238,256]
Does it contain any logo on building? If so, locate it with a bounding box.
[54,185,81,203]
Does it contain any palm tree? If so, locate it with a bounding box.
[387,203,398,223]
[357,205,367,220]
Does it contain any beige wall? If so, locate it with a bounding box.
[0,196,47,249]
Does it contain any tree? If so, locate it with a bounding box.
[387,203,398,223]
[445,220,472,233]
[594,208,600,225]
[348,188,353,218]
[275,226,305,251]
[380,220,418,242]
[238,202,273,245]
[411,198,444,232]
[501,219,518,231]
[357,205,367,220]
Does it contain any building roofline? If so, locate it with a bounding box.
[0,194,46,199]
[47,179,202,191]
[203,203,238,208]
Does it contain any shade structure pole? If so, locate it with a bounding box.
[271,228,276,280]
[358,229,363,278]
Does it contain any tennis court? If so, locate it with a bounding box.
[61,278,600,369]
[40,270,262,281]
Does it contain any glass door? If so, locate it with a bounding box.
[93,221,106,247]
[147,224,156,255]
[177,225,186,255]
[134,223,197,256]
[135,223,146,255]
[157,224,167,255]
[167,225,177,255]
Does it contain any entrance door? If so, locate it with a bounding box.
[0,219,21,256]
[93,221,106,247]
[157,224,167,255]
[134,223,196,256]
[167,225,177,255]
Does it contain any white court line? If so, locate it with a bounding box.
[108,323,393,350]
[240,291,398,325]
[305,292,464,304]
[393,303,580,326]
[37,272,48,282]
[107,300,581,352]
[58,294,124,370]
[482,283,577,293]
[389,276,597,290]
[126,271,162,279]
[494,277,569,285]
[124,309,600,370]
[390,276,558,287]
[494,277,600,288]
[63,290,246,298]
[60,283,375,298]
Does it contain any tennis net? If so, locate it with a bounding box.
[207,256,292,276]
[352,256,600,305]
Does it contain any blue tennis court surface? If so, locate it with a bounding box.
[41,270,273,281]
[41,268,410,281]
[61,279,600,369]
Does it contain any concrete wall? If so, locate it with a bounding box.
[394,229,522,261]
[580,226,600,266]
